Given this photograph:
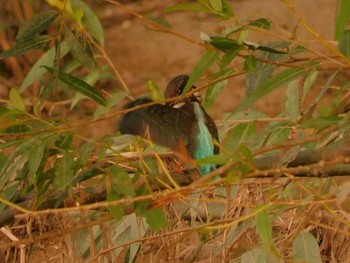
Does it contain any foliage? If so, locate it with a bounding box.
[0,0,349,262]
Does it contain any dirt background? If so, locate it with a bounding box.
[102,0,336,123]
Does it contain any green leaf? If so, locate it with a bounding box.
[301,116,342,130]
[302,71,338,120]
[9,88,25,111]
[210,36,242,52]
[0,35,51,59]
[285,80,299,123]
[107,190,125,221]
[339,29,350,57]
[71,0,105,45]
[43,66,107,106]
[16,10,59,43]
[302,70,319,101]
[244,55,257,72]
[249,18,271,29]
[197,153,232,166]
[143,208,168,232]
[220,49,240,69]
[246,41,290,96]
[255,207,273,248]
[0,139,33,189]
[53,150,75,188]
[204,79,226,109]
[71,68,103,108]
[223,122,256,152]
[335,0,350,40]
[243,41,287,54]
[109,166,135,198]
[20,41,70,92]
[4,125,30,134]
[55,134,73,150]
[28,139,47,178]
[183,50,219,93]
[64,27,96,68]
[238,62,318,111]
[293,231,322,263]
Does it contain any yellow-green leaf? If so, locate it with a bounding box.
[9,88,25,111]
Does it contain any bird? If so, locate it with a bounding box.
[119,75,219,176]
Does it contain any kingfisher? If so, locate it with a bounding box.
[119,75,219,176]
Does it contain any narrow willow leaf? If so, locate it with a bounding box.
[71,0,105,45]
[55,134,73,150]
[204,80,226,109]
[223,122,256,152]
[9,88,25,111]
[16,10,59,43]
[339,29,350,58]
[243,41,287,54]
[43,66,107,106]
[248,18,271,29]
[5,125,30,134]
[20,41,69,92]
[255,207,273,248]
[210,36,242,51]
[64,27,96,68]
[197,153,232,166]
[0,138,25,150]
[0,36,51,59]
[244,55,257,72]
[335,0,350,40]
[53,150,74,188]
[239,62,318,111]
[183,50,219,93]
[0,139,33,188]
[71,69,102,108]
[285,80,299,122]
[0,181,20,212]
[220,49,240,69]
[143,208,168,232]
[302,70,319,101]
[246,41,290,96]
[302,71,338,121]
[293,231,322,263]
[28,140,47,178]
[301,116,342,130]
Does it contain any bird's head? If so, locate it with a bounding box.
[164,75,201,108]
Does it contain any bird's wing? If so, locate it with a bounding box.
[119,98,194,152]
